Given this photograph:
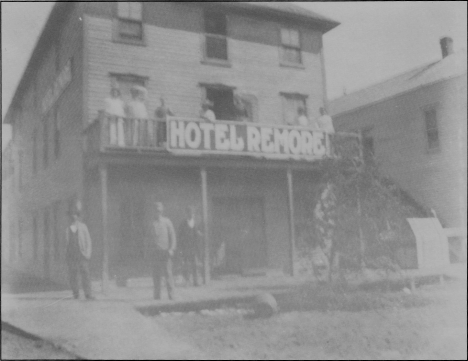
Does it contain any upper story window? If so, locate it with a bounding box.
[424,107,440,151]
[281,93,307,125]
[116,2,143,42]
[204,12,228,62]
[280,28,302,65]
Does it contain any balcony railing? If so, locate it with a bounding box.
[84,114,362,162]
[84,113,167,153]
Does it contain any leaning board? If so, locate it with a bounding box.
[407,218,450,270]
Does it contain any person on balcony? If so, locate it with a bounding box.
[104,85,126,146]
[233,93,249,122]
[200,100,216,122]
[155,96,174,147]
[317,107,335,134]
[297,107,320,130]
[126,85,149,146]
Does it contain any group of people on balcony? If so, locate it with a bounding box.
[103,83,335,148]
[295,106,335,133]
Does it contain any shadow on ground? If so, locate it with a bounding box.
[1,268,69,294]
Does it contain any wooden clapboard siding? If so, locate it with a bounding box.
[84,3,325,125]
[335,74,467,227]
[7,3,86,280]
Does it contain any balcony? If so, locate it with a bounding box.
[84,114,362,162]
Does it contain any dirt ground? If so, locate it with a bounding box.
[155,279,467,360]
[1,331,77,360]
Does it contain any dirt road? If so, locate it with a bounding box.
[1,330,77,360]
[156,280,466,360]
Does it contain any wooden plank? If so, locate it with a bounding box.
[100,164,109,293]
[200,167,210,284]
[287,168,296,276]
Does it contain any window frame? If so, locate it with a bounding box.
[113,2,145,46]
[422,105,440,152]
[279,27,303,67]
[280,92,308,125]
[202,11,230,66]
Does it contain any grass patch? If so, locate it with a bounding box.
[275,282,433,313]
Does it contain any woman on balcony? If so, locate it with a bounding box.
[104,85,126,146]
[126,85,149,147]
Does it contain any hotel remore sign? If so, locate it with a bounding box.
[167,118,330,160]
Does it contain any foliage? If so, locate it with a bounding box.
[304,148,430,283]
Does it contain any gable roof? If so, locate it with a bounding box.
[330,48,467,116]
[229,2,340,31]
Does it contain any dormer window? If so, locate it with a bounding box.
[116,2,144,43]
[204,12,228,62]
[280,28,302,65]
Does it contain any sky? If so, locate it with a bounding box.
[2,1,467,148]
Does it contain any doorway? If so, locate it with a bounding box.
[206,88,236,121]
[117,193,147,283]
[212,197,267,275]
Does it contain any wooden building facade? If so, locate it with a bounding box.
[4,2,357,286]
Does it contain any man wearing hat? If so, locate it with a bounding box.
[200,99,216,122]
[65,203,94,300]
[104,83,126,146]
[150,202,177,300]
[177,206,202,287]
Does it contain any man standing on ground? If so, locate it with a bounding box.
[150,202,177,300]
[66,204,94,300]
[178,206,201,287]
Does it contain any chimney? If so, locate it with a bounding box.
[440,37,454,58]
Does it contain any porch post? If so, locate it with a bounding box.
[200,167,210,284]
[100,164,109,293]
[287,167,296,277]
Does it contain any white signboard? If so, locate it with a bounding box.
[167,118,330,161]
[407,218,450,270]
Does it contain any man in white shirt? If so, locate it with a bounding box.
[200,100,216,122]
[317,107,335,133]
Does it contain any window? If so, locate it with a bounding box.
[33,129,38,174]
[110,74,146,104]
[280,28,302,65]
[424,108,439,150]
[204,12,228,61]
[281,94,306,125]
[54,108,60,159]
[205,87,236,121]
[43,119,48,169]
[117,2,143,41]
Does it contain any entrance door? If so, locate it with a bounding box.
[118,194,147,280]
[212,197,267,274]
